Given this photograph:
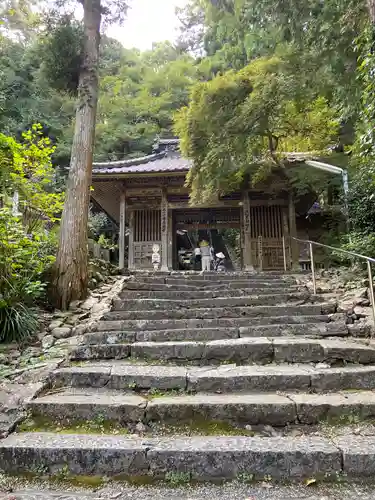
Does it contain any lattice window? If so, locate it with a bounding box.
[134,209,161,242]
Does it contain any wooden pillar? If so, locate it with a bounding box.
[282,208,291,270]
[119,191,126,269]
[128,210,135,270]
[160,190,169,271]
[167,209,173,270]
[242,191,254,271]
[288,192,299,270]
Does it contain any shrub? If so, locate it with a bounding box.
[0,209,54,343]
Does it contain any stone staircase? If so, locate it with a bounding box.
[2,272,375,482]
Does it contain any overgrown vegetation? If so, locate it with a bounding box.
[0,125,64,342]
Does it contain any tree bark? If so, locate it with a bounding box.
[368,0,375,24]
[52,0,102,310]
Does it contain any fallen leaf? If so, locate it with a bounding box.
[305,478,317,486]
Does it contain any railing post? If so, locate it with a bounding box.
[309,242,317,294]
[282,236,287,271]
[367,260,375,332]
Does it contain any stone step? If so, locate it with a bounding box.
[52,362,375,392]
[83,321,347,345]
[133,271,296,283]
[136,276,295,286]
[120,281,304,292]
[103,304,326,323]
[0,431,355,480]
[93,314,331,334]
[120,286,301,298]
[70,338,373,364]
[112,293,309,311]
[27,388,375,427]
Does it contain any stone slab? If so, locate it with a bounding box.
[94,315,329,333]
[109,364,188,390]
[120,285,301,299]
[187,364,312,392]
[146,435,340,480]
[321,339,375,364]
[335,435,375,476]
[273,338,325,363]
[0,432,340,480]
[69,344,130,361]
[292,391,375,424]
[310,366,375,391]
[146,393,296,425]
[112,293,309,311]
[83,331,136,345]
[28,388,147,423]
[136,327,240,342]
[239,322,346,338]
[131,342,204,362]
[0,432,148,475]
[52,366,112,388]
[103,304,323,322]
[202,338,273,364]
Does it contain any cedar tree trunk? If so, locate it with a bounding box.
[52,0,102,310]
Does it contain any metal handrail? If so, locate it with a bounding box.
[292,237,375,326]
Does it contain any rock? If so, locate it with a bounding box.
[348,322,373,337]
[8,350,20,360]
[69,300,81,310]
[315,362,330,369]
[23,347,42,358]
[357,288,368,299]
[72,324,89,337]
[354,306,370,318]
[354,298,370,307]
[321,300,337,315]
[48,320,63,331]
[65,315,81,326]
[37,330,48,341]
[78,311,90,321]
[42,335,55,349]
[51,327,72,339]
[81,297,98,311]
[135,422,147,434]
[95,272,105,282]
[91,302,107,315]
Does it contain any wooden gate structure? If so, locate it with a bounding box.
[91,139,299,271]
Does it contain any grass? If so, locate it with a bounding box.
[146,387,184,399]
[165,471,191,486]
[17,414,130,435]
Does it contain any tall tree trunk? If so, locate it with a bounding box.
[368,0,375,24]
[52,0,102,310]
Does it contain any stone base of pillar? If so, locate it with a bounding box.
[244,265,255,272]
[160,265,170,272]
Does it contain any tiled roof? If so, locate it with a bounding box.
[92,152,192,176]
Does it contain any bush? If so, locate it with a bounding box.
[340,232,375,261]
[0,209,54,343]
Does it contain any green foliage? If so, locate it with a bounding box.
[0,128,62,343]
[0,209,48,343]
[40,17,83,93]
[97,233,117,250]
[0,124,64,229]
[175,55,339,203]
[341,232,375,259]
[347,166,375,233]
[88,208,109,240]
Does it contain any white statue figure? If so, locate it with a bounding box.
[151,243,161,271]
